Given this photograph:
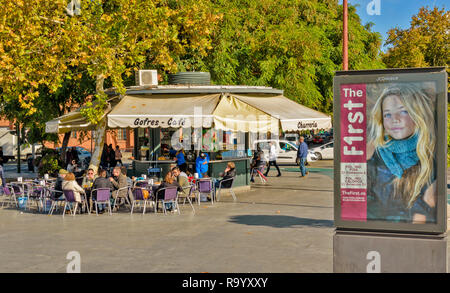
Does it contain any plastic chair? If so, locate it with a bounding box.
[197,178,214,205]
[155,187,179,215]
[91,188,112,216]
[130,187,155,215]
[216,177,236,202]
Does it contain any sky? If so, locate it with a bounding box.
[340,0,448,51]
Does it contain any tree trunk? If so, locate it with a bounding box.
[88,118,106,174]
[60,131,71,166]
[89,74,106,173]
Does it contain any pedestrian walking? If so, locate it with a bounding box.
[264,141,281,177]
[297,136,309,177]
[115,145,123,166]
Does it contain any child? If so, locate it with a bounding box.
[366,84,436,224]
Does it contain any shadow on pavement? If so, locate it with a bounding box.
[229,214,333,228]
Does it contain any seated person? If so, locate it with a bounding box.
[109,166,130,209]
[213,162,236,197]
[62,172,86,210]
[81,168,96,210]
[92,169,111,214]
[54,169,68,198]
[172,166,190,197]
[155,171,181,211]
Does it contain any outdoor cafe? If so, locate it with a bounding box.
[0,84,332,216]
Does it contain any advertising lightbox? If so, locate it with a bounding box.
[333,67,447,234]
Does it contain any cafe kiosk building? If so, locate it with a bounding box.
[46,75,331,190]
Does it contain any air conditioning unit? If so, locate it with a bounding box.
[135,70,158,86]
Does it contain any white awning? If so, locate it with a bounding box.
[230,94,332,131]
[107,94,221,128]
[213,94,280,133]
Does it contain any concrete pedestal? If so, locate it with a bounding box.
[333,230,447,273]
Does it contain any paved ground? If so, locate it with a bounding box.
[0,159,448,273]
[0,160,335,273]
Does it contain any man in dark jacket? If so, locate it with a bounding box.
[54,169,68,199]
[92,169,111,213]
[297,136,309,177]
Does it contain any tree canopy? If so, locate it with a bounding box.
[200,0,384,115]
[0,0,386,144]
[0,0,219,142]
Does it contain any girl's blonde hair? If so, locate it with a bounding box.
[368,84,435,208]
[164,171,174,184]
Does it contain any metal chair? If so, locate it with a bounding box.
[62,190,77,217]
[91,188,112,216]
[48,189,65,215]
[155,187,179,215]
[130,187,155,215]
[29,184,46,212]
[178,184,195,214]
[112,186,132,211]
[11,183,27,210]
[1,185,17,208]
[197,178,214,205]
[216,177,236,202]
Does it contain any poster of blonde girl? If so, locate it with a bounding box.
[334,67,447,233]
[366,84,436,224]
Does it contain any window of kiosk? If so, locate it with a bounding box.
[137,128,150,160]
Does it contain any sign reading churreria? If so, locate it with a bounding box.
[334,67,447,234]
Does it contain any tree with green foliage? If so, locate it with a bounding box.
[382,6,449,162]
[199,0,384,115]
[0,0,219,168]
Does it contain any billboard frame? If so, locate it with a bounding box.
[333,67,447,234]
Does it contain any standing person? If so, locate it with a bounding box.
[0,164,5,192]
[71,147,79,164]
[297,136,309,178]
[100,143,108,169]
[264,142,281,177]
[115,145,123,166]
[195,152,209,178]
[108,144,116,168]
[250,146,265,182]
[174,148,187,173]
[0,146,4,166]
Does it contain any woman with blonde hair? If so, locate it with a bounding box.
[366,84,436,223]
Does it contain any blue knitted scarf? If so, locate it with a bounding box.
[378,133,419,179]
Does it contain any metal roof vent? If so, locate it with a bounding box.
[168,72,211,85]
